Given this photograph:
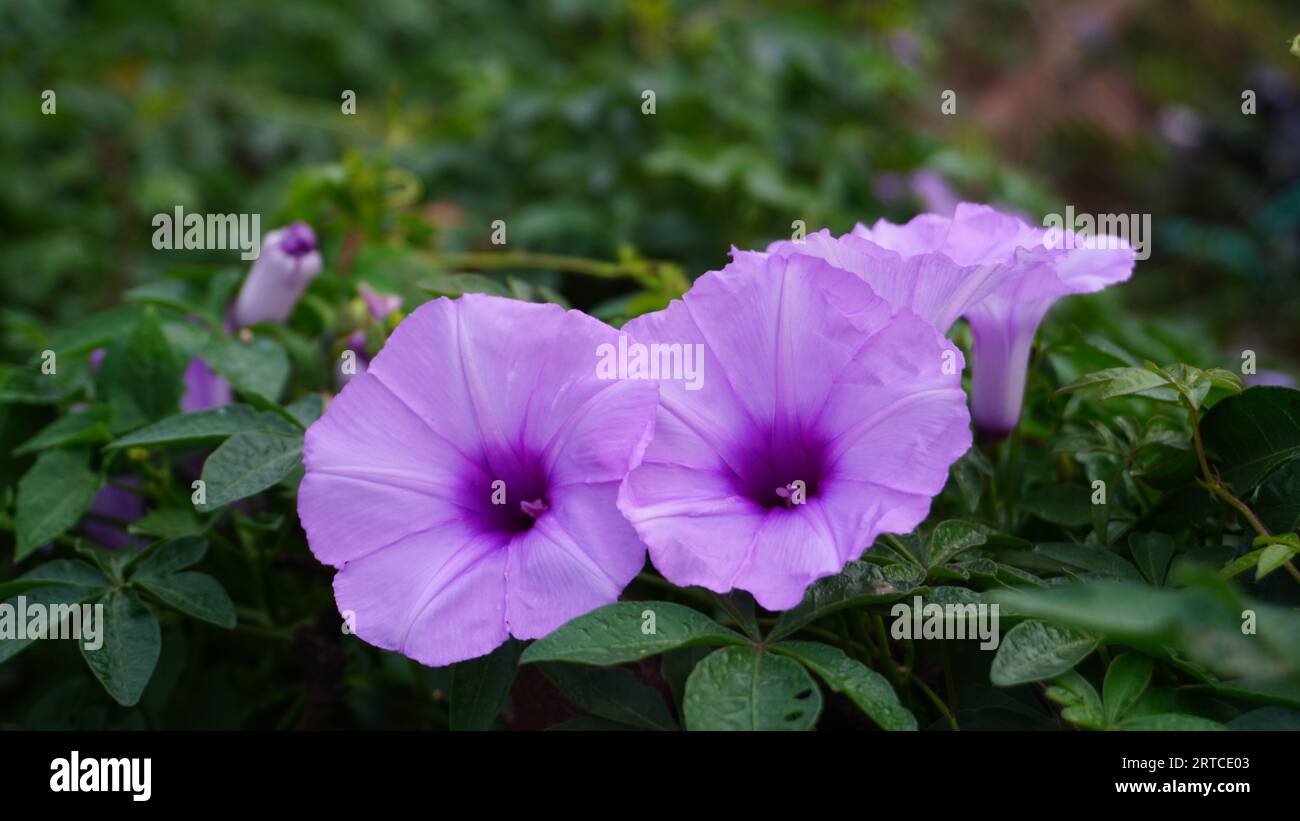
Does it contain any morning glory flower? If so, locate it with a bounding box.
[855,204,1134,438]
[298,294,659,666]
[755,224,1022,334]
[616,252,971,610]
[231,222,322,328]
[181,356,232,411]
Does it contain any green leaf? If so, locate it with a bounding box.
[990,583,1188,644]
[519,601,747,666]
[1058,366,1179,403]
[197,432,303,510]
[127,507,203,540]
[14,449,101,561]
[990,620,1098,686]
[772,640,916,730]
[949,448,991,513]
[683,645,822,731]
[134,572,235,628]
[45,306,143,358]
[13,406,113,455]
[1045,669,1105,729]
[1033,542,1144,581]
[202,334,290,402]
[94,311,185,432]
[1254,457,1300,534]
[1220,547,1266,579]
[1102,652,1154,725]
[0,360,91,404]
[75,539,135,583]
[1255,536,1300,580]
[540,663,677,730]
[1128,532,1175,586]
[1021,485,1094,527]
[1227,707,1300,731]
[770,561,920,641]
[1117,713,1226,731]
[0,560,110,663]
[449,639,522,731]
[107,404,299,450]
[1201,386,1300,492]
[927,520,989,567]
[285,394,324,428]
[80,589,161,707]
[130,535,208,578]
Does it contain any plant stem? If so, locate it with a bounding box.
[1179,388,1300,584]
[911,672,959,731]
[421,249,684,292]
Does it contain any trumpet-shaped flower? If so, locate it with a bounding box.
[855,204,1134,438]
[617,253,970,610]
[232,222,322,328]
[298,294,659,666]
[760,203,1135,438]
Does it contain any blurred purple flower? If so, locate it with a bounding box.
[335,330,369,388]
[908,169,959,216]
[1246,370,1295,388]
[232,222,322,327]
[298,294,659,666]
[617,253,970,610]
[83,477,145,549]
[857,204,1135,438]
[762,204,1134,439]
[358,282,402,322]
[181,355,232,411]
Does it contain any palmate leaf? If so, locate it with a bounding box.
[1201,386,1300,492]
[196,432,303,510]
[1057,361,1241,409]
[990,620,1098,686]
[0,560,110,663]
[683,645,821,731]
[772,641,916,730]
[106,404,299,450]
[769,561,921,641]
[133,573,235,628]
[14,449,102,561]
[520,601,746,666]
[1102,652,1154,725]
[80,589,161,707]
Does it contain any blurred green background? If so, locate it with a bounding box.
[4,0,1298,355]
[3,0,1300,731]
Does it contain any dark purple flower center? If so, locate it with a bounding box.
[473,451,552,536]
[731,432,827,512]
[279,222,317,257]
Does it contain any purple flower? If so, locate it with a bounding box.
[1246,370,1295,388]
[856,204,1134,438]
[616,253,971,610]
[298,294,659,666]
[755,225,1021,334]
[908,169,959,216]
[357,282,402,322]
[181,355,232,412]
[335,330,369,388]
[231,222,322,328]
[83,477,145,549]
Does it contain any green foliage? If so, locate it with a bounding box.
[2,0,1298,731]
